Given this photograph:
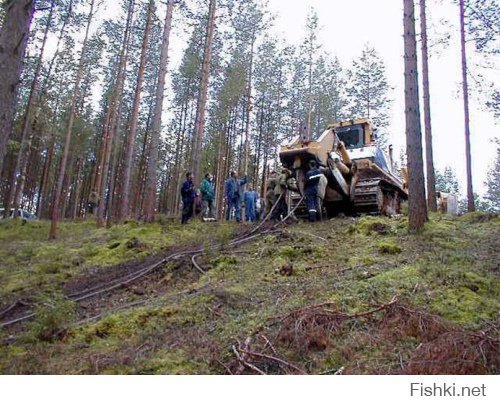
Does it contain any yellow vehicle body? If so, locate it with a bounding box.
[279,118,408,216]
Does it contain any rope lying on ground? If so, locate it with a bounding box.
[0,191,308,330]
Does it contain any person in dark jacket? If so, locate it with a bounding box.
[181,172,196,224]
[304,160,322,222]
[200,173,216,221]
[225,171,248,222]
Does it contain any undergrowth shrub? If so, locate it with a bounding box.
[31,295,76,341]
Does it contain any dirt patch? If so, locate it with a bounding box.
[63,244,200,297]
[73,255,200,322]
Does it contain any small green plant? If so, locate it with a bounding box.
[31,295,76,341]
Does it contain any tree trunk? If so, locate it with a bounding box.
[143,0,175,222]
[37,135,55,218]
[419,0,437,212]
[459,0,475,212]
[96,0,134,226]
[107,136,123,227]
[72,157,84,219]
[0,0,35,175]
[120,0,154,220]
[191,0,217,184]
[11,2,54,216]
[49,0,95,239]
[243,30,256,176]
[403,0,428,232]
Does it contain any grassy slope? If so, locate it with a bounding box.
[0,213,498,374]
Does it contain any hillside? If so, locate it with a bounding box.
[0,213,498,374]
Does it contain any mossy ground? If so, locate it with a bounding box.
[0,218,236,301]
[0,213,498,374]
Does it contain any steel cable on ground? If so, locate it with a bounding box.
[0,249,200,328]
[71,256,212,328]
[0,227,278,328]
[0,193,299,329]
[248,193,284,235]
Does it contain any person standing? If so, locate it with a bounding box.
[317,172,328,221]
[265,170,279,217]
[304,161,322,222]
[180,172,196,224]
[87,190,99,216]
[244,186,258,222]
[225,171,248,222]
[273,168,290,220]
[200,173,216,221]
[256,192,263,221]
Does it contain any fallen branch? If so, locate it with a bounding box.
[0,301,21,318]
[217,359,233,375]
[232,342,266,375]
[276,295,399,323]
[239,347,306,374]
[260,334,278,356]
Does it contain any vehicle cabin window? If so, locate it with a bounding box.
[336,125,364,148]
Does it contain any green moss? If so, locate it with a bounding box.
[1,212,499,374]
[430,287,500,327]
[377,241,401,254]
[356,216,395,236]
[279,245,300,260]
[74,306,179,345]
[459,211,498,224]
[0,220,239,299]
[138,349,209,374]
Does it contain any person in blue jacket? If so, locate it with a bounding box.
[225,171,248,222]
[304,160,323,222]
[243,186,258,222]
[180,172,196,224]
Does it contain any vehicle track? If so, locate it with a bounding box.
[0,195,295,330]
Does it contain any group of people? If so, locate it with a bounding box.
[180,171,263,224]
[264,160,327,223]
[180,160,328,225]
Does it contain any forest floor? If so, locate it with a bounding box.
[0,212,498,374]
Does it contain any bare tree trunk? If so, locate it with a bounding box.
[419,0,437,212]
[11,2,54,216]
[49,0,95,239]
[214,122,227,220]
[72,157,84,219]
[96,0,134,226]
[37,134,55,218]
[143,0,175,222]
[403,0,427,232]
[243,30,256,176]
[191,0,216,184]
[107,137,123,227]
[120,0,154,220]
[93,106,111,202]
[0,0,35,175]
[459,0,475,212]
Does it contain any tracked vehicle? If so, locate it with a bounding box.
[279,118,408,217]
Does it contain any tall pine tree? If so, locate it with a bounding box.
[347,45,391,148]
